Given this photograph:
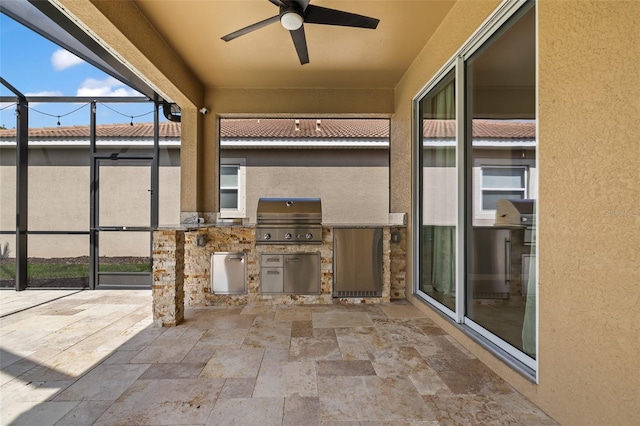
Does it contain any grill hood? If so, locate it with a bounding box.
[256,198,322,224]
[495,199,535,227]
[256,198,323,244]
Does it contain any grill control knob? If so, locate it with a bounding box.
[285,233,292,240]
[305,233,313,240]
[263,233,271,240]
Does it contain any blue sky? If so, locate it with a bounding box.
[0,13,161,129]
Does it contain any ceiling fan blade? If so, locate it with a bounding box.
[290,0,311,11]
[221,15,280,42]
[303,5,379,29]
[268,0,288,8]
[289,26,309,65]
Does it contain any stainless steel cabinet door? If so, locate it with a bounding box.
[469,228,511,298]
[261,267,284,293]
[211,253,246,294]
[333,228,383,296]
[283,253,320,294]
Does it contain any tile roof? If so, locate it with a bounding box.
[220,119,389,139]
[0,118,535,140]
[0,121,181,139]
[423,119,535,138]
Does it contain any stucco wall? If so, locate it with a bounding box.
[223,149,389,225]
[245,165,388,225]
[535,1,640,424]
[0,151,181,257]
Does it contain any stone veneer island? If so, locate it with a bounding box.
[152,224,406,327]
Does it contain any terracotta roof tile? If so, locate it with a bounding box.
[220,119,389,139]
[0,121,181,139]
[0,118,535,140]
[423,119,535,138]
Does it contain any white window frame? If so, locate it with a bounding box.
[477,165,528,219]
[219,158,246,219]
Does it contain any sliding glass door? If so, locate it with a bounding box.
[414,0,537,370]
[465,4,537,361]
[417,69,458,315]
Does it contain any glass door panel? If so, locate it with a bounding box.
[96,158,152,287]
[464,4,536,360]
[418,69,457,312]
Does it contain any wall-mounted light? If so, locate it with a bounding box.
[196,235,208,247]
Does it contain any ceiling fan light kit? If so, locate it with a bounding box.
[221,0,380,65]
[280,10,304,31]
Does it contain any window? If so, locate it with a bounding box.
[219,158,246,218]
[481,166,527,211]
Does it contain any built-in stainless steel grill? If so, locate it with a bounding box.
[256,197,322,244]
[496,199,536,244]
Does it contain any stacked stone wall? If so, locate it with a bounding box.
[152,225,407,325]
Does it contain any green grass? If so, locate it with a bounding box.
[0,264,16,280]
[0,262,150,279]
[98,263,150,273]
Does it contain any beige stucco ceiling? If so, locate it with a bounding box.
[132,0,457,89]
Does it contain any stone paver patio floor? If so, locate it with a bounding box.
[0,290,557,425]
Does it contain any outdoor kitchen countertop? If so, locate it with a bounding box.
[155,223,226,231]
[323,223,406,228]
[155,222,406,231]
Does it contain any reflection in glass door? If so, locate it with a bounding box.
[414,1,537,368]
[464,4,537,361]
[94,158,153,287]
[418,69,458,313]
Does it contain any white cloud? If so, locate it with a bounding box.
[51,49,84,71]
[21,91,64,107]
[76,77,139,97]
[24,90,64,97]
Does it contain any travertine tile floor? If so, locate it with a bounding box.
[0,290,558,425]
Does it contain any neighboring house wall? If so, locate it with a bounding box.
[0,146,181,258]
[222,148,389,224]
[1,140,390,257]
[422,147,537,226]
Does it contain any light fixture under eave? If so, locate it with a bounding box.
[280,10,303,31]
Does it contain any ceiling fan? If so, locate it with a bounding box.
[221,0,380,65]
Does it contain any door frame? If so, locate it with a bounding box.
[89,101,159,289]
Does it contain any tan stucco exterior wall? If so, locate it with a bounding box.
[535,1,640,424]
[395,1,640,425]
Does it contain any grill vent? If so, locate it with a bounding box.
[333,290,382,298]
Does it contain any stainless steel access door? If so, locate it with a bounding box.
[333,228,383,297]
[283,253,320,294]
[211,252,246,294]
